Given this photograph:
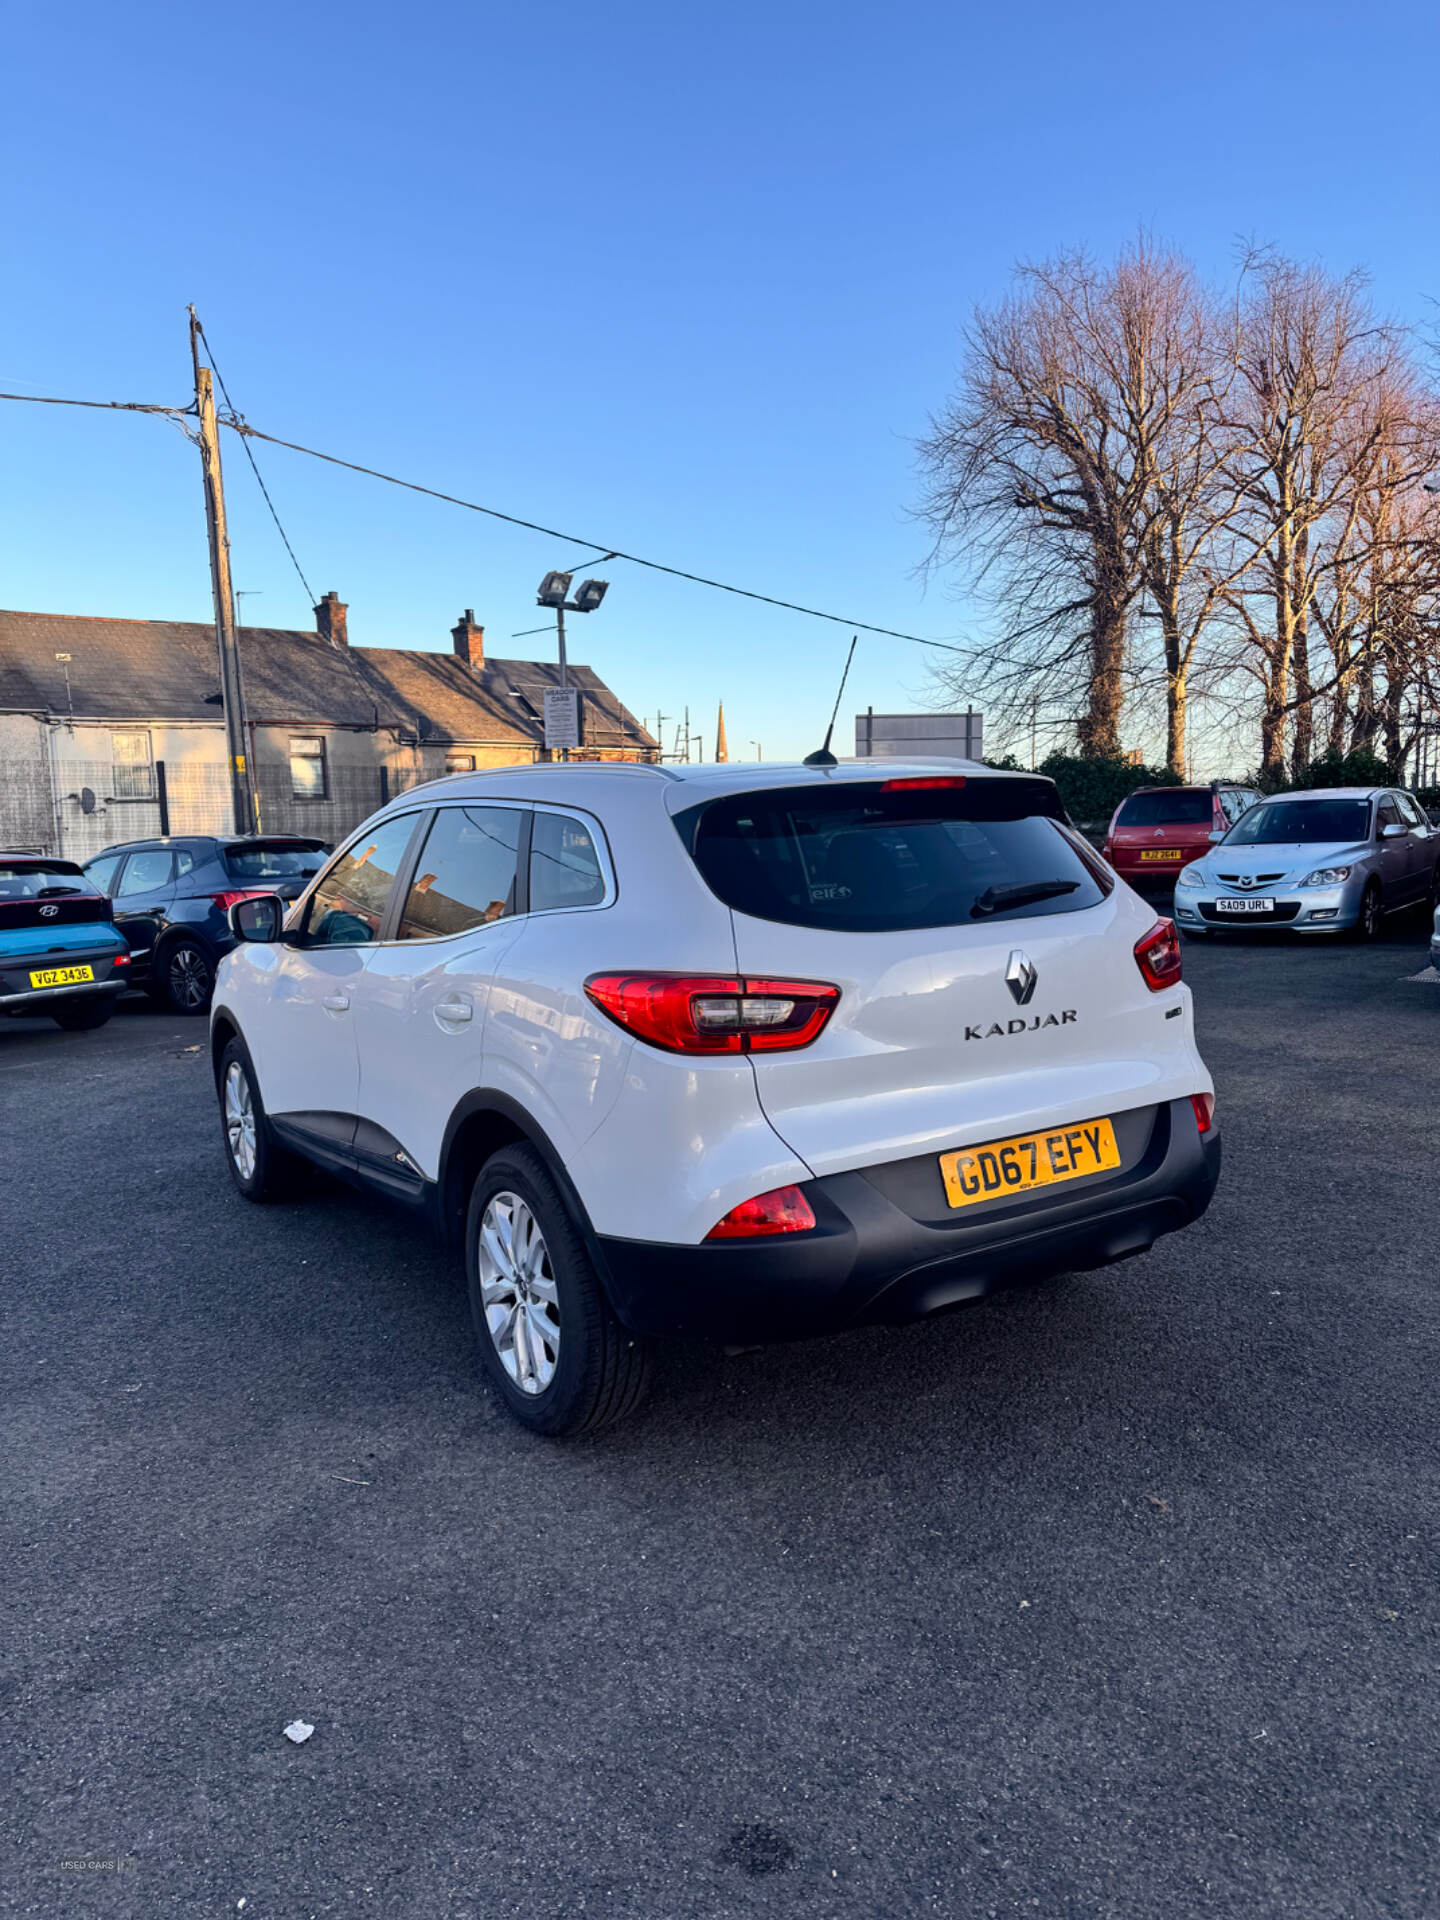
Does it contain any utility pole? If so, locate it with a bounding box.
[189,308,256,835]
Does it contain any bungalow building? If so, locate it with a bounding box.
[0,596,656,858]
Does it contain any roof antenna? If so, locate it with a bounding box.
[803,635,857,768]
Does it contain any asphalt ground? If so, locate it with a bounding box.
[4,910,1439,1919]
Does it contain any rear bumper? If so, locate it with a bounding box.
[597,1097,1221,1343]
[0,944,130,1014]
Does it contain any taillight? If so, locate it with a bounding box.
[210,890,275,912]
[881,776,966,792]
[1134,919,1182,991]
[705,1185,817,1239]
[1190,1092,1215,1134]
[583,973,839,1054]
[112,953,130,967]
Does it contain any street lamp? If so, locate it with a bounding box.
[536,572,612,759]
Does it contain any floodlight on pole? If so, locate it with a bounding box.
[572,578,609,613]
[535,570,614,762]
[537,570,573,607]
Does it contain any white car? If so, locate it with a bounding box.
[211,761,1220,1434]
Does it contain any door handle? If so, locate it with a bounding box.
[435,997,473,1023]
[322,992,350,1012]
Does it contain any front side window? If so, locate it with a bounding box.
[1377,798,1402,833]
[679,778,1104,932]
[530,811,606,912]
[1395,793,1426,830]
[1224,799,1372,846]
[1115,789,1213,827]
[289,735,327,800]
[304,814,418,945]
[116,850,175,895]
[111,731,154,799]
[82,854,123,896]
[396,806,521,941]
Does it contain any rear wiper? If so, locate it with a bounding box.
[36,886,83,897]
[971,879,1081,917]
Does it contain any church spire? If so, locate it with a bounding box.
[715,702,728,763]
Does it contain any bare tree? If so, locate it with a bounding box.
[1220,255,1408,780]
[917,250,1150,757]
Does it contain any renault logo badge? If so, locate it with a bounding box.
[1005,950,1037,1006]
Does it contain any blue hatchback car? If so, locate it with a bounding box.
[80,834,329,1013]
[0,855,131,1029]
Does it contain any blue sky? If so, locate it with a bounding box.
[3,0,1436,764]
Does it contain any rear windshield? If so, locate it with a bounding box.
[1223,799,1371,846]
[225,840,328,881]
[678,778,1109,932]
[0,861,91,899]
[1116,790,1213,827]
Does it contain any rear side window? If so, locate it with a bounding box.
[679,779,1107,932]
[305,814,419,946]
[0,861,90,899]
[396,806,522,941]
[530,811,606,912]
[225,841,328,881]
[1115,790,1213,827]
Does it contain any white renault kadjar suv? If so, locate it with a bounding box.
[211,761,1220,1434]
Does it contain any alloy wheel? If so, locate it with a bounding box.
[224,1061,257,1181]
[1362,886,1381,939]
[477,1191,561,1395]
[170,946,210,1009]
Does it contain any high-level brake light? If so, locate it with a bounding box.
[584,973,839,1054]
[880,776,967,792]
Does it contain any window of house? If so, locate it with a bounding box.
[396,806,522,941]
[303,814,420,945]
[111,731,155,799]
[530,810,606,911]
[289,735,328,800]
[444,751,477,774]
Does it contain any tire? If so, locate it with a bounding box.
[465,1144,651,1437]
[1351,880,1382,942]
[160,939,214,1015]
[51,997,115,1031]
[217,1036,302,1201]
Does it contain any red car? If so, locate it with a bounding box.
[1102,783,1262,888]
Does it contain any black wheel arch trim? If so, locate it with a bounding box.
[437,1090,613,1288]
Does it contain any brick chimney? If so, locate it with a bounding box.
[452,609,484,669]
[315,591,348,647]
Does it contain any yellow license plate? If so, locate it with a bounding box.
[1139,849,1184,862]
[940,1117,1121,1209]
[29,965,95,988]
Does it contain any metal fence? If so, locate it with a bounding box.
[253,764,441,847]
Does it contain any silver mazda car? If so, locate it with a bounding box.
[1172,786,1438,940]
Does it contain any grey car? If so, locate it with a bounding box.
[1172,787,1438,940]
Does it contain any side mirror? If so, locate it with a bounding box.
[1381,822,1406,839]
[230,893,286,942]
[1207,828,1225,842]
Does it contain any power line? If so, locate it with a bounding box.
[0,391,189,417]
[0,386,964,653]
[191,325,317,607]
[224,423,965,652]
